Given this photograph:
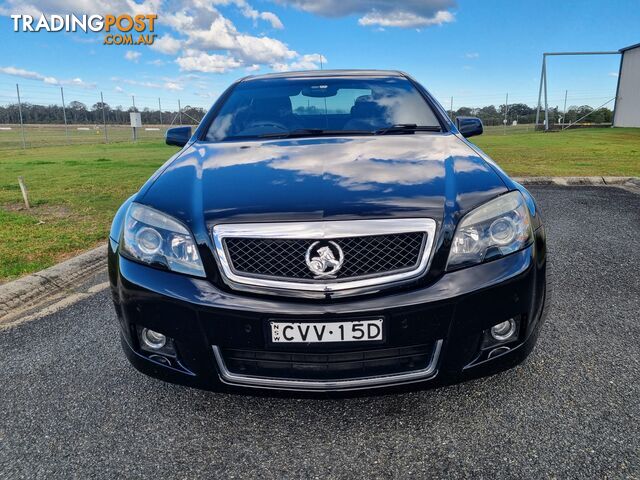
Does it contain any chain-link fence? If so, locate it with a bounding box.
[440,89,616,133]
[0,78,617,150]
[0,79,207,150]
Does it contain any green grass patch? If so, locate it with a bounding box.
[475,127,640,177]
[0,141,177,281]
[1,128,639,282]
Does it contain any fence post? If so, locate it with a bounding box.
[158,97,163,127]
[60,86,69,144]
[100,92,108,143]
[543,58,549,131]
[18,176,30,209]
[131,95,137,141]
[535,54,545,130]
[503,92,509,135]
[178,99,182,125]
[562,90,568,128]
[16,83,26,149]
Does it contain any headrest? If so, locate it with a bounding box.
[350,97,386,118]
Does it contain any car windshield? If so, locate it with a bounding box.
[205,76,442,141]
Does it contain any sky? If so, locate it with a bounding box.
[0,0,637,112]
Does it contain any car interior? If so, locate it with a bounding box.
[206,80,440,140]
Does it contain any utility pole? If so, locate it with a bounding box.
[178,99,182,125]
[562,90,568,128]
[158,97,163,126]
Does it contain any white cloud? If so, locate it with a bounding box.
[259,11,284,29]
[164,81,183,91]
[245,64,261,72]
[358,9,454,27]
[150,35,184,55]
[0,0,326,76]
[124,51,141,62]
[176,51,243,73]
[111,75,186,91]
[465,52,479,59]
[234,35,296,63]
[0,66,95,88]
[0,66,57,83]
[182,16,295,64]
[277,0,456,28]
[151,1,317,72]
[608,72,619,78]
[271,53,327,72]
[65,77,95,88]
[234,0,284,28]
[148,59,166,66]
[127,80,161,88]
[111,77,184,93]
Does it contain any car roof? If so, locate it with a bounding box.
[240,69,407,82]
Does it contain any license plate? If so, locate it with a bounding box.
[270,319,384,343]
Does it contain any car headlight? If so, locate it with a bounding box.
[121,203,205,277]
[446,191,533,270]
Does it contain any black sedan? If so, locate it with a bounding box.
[108,70,547,393]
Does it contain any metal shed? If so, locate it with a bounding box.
[613,43,640,127]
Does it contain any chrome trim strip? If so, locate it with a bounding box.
[211,219,437,293]
[212,340,442,392]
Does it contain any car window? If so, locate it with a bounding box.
[206,76,441,141]
[290,88,371,115]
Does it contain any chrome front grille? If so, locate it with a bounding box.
[212,340,444,391]
[224,232,425,280]
[220,343,435,379]
[211,219,437,293]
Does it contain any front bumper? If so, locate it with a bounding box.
[109,231,547,394]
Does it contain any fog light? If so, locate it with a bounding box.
[490,319,517,341]
[141,328,166,350]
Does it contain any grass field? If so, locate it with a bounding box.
[1,127,639,282]
[0,141,175,281]
[475,127,640,177]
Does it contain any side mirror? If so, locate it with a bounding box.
[165,126,192,147]
[456,116,483,138]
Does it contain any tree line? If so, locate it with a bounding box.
[454,103,613,126]
[0,100,613,126]
[0,101,207,125]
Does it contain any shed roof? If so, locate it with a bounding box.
[620,42,640,53]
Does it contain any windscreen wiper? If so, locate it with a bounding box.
[258,128,373,139]
[374,124,442,135]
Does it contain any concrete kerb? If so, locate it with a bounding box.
[0,245,107,323]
